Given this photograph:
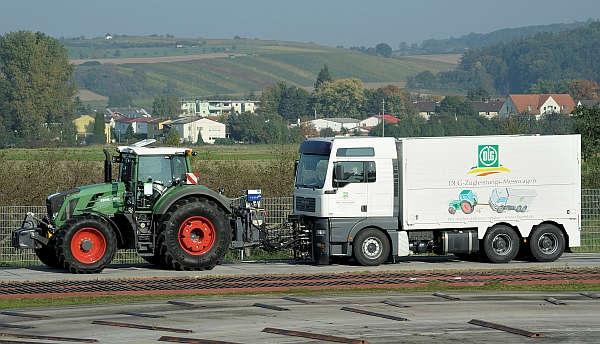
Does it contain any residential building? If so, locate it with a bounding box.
[499,94,576,119]
[181,99,259,116]
[304,118,359,133]
[468,100,505,119]
[72,115,95,142]
[105,107,151,119]
[113,116,160,140]
[358,114,400,128]
[169,117,226,144]
[413,101,438,120]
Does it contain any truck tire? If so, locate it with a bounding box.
[353,228,390,266]
[55,215,117,273]
[158,197,231,271]
[34,237,60,268]
[529,224,565,262]
[482,225,519,263]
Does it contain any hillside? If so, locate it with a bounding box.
[66,36,454,106]
[408,21,600,94]
[396,20,589,55]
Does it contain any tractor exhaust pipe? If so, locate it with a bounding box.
[103,148,112,183]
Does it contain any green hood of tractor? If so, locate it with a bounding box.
[48,182,125,227]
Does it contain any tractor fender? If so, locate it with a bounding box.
[153,186,233,215]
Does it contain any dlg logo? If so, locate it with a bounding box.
[468,144,509,176]
[478,145,499,168]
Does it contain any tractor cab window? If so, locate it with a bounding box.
[171,156,188,182]
[138,156,175,186]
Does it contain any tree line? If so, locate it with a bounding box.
[407,21,600,95]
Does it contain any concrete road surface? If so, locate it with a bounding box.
[0,291,599,343]
[1,253,599,283]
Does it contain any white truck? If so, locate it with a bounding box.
[291,134,581,265]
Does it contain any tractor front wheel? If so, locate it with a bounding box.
[158,197,231,271]
[55,216,117,273]
[34,237,60,268]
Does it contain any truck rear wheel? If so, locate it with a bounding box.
[158,198,231,271]
[529,224,565,262]
[353,228,390,266]
[55,216,117,273]
[482,225,519,263]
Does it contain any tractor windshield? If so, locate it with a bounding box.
[137,155,188,186]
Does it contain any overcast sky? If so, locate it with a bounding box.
[1,0,598,46]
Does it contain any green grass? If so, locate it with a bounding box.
[2,281,598,310]
[0,144,296,162]
[69,35,455,103]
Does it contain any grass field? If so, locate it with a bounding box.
[69,35,455,105]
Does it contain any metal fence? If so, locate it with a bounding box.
[1,192,599,267]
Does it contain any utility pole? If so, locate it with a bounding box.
[381,99,385,137]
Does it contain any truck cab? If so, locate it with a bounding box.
[293,137,399,265]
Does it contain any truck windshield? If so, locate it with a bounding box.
[295,154,329,189]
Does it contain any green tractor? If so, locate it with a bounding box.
[13,140,263,273]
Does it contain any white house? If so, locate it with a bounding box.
[305,118,359,133]
[181,99,259,117]
[499,94,576,119]
[170,117,226,144]
[113,117,159,140]
[358,114,400,128]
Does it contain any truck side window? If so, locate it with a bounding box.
[334,161,376,186]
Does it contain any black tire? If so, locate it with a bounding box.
[353,228,390,266]
[448,207,456,215]
[55,215,117,274]
[482,225,520,263]
[158,197,231,271]
[34,237,60,268]
[529,224,565,262]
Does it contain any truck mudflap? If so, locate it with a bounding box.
[11,213,50,249]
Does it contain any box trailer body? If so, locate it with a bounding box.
[292,134,581,265]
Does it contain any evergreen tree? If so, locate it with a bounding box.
[196,131,205,145]
[164,128,181,146]
[92,112,106,144]
[124,124,135,143]
[314,64,332,90]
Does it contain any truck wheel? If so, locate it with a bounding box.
[483,225,519,263]
[529,224,565,262]
[353,228,390,266]
[34,237,60,268]
[55,216,117,273]
[159,198,231,271]
[460,201,474,214]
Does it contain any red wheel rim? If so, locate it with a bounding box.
[178,216,216,256]
[70,227,107,264]
[461,202,472,213]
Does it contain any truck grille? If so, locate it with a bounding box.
[295,196,316,212]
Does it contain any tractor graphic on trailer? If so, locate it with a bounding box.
[448,189,478,214]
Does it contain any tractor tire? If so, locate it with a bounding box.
[55,215,117,274]
[529,224,565,262]
[482,224,519,263]
[141,255,162,266]
[158,197,231,271]
[34,237,60,268]
[353,228,390,266]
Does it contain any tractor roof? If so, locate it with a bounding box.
[117,146,190,155]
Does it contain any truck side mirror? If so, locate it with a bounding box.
[333,163,345,187]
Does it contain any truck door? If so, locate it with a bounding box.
[332,161,369,217]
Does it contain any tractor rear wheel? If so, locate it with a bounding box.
[34,237,60,268]
[55,215,117,273]
[158,197,231,271]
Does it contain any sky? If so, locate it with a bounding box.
[1,0,598,46]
